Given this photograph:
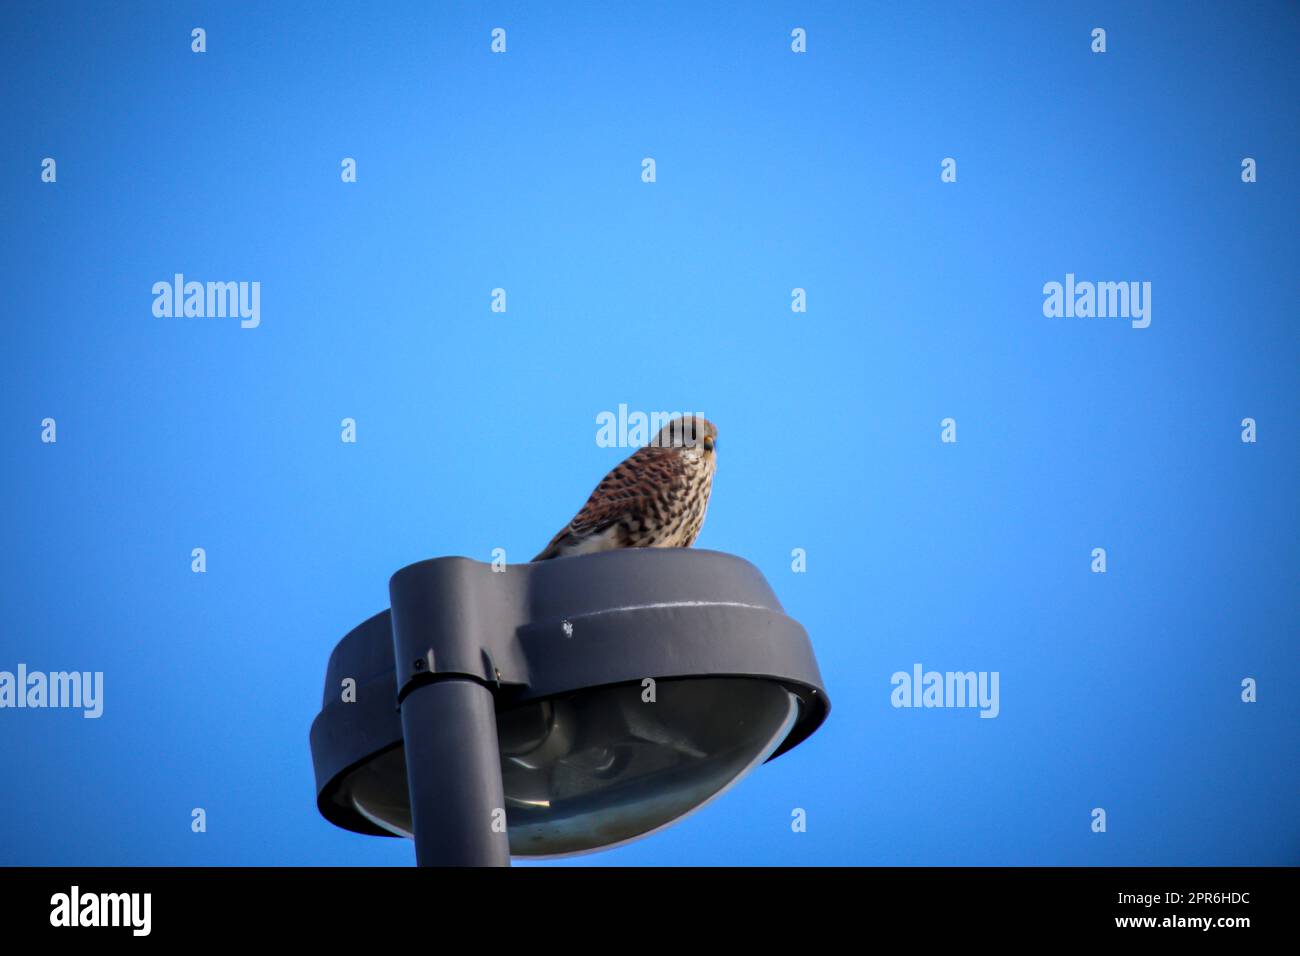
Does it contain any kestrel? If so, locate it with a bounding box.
[533,415,718,561]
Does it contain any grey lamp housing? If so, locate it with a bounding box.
[309,547,830,865]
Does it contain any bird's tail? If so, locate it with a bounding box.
[531,535,568,562]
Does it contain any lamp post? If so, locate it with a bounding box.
[310,548,830,865]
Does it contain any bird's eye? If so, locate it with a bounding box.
[703,437,715,452]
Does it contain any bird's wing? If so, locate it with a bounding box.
[533,457,657,560]
[567,491,644,539]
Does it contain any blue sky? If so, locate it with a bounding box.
[0,1,1296,866]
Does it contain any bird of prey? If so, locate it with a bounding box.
[533,415,718,561]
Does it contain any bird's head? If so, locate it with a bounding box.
[651,415,717,464]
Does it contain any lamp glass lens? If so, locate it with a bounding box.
[346,677,799,856]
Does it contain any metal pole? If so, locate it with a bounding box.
[388,558,513,867]
[398,675,511,867]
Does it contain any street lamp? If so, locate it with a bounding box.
[309,548,830,865]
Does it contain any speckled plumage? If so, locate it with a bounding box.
[533,415,718,561]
